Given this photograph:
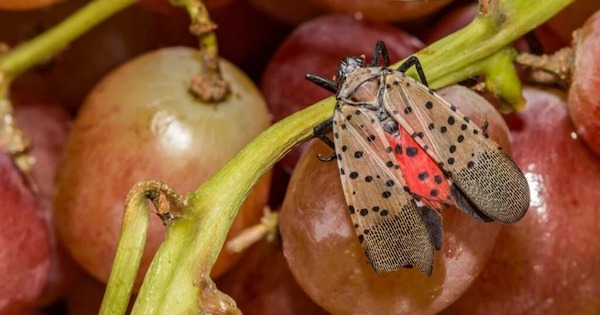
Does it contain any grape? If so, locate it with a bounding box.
[308,0,453,22]
[53,47,272,289]
[567,10,600,156]
[446,86,600,314]
[11,85,85,305]
[210,0,293,81]
[424,3,478,44]
[279,86,511,314]
[262,14,424,172]
[547,1,600,45]
[0,0,63,10]
[245,0,325,25]
[216,240,328,315]
[64,273,126,315]
[0,152,50,314]
[138,0,232,15]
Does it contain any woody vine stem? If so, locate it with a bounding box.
[0,0,573,314]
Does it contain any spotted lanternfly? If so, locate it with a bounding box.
[306,41,530,276]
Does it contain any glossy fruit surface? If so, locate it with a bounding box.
[309,0,453,22]
[0,0,63,10]
[0,152,51,314]
[568,10,600,156]
[547,0,600,44]
[216,240,329,315]
[447,86,600,314]
[246,0,324,25]
[12,86,84,305]
[54,47,272,288]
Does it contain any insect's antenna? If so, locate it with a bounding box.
[371,40,390,67]
[397,56,429,87]
[305,73,338,93]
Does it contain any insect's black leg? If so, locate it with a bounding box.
[524,30,544,55]
[306,73,338,93]
[314,118,337,162]
[371,40,390,67]
[481,120,490,138]
[397,56,429,88]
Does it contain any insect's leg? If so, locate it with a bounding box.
[397,56,429,88]
[481,120,490,138]
[524,30,544,55]
[371,40,390,67]
[306,73,338,93]
[314,118,337,162]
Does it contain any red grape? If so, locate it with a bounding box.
[424,2,477,44]
[547,1,600,45]
[245,0,325,25]
[53,47,272,289]
[139,0,233,16]
[279,86,511,314]
[216,240,328,315]
[0,152,50,314]
[64,273,106,315]
[567,10,600,156]
[0,0,63,10]
[210,0,293,81]
[447,86,600,314]
[262,14,424,171]
[308,0,454,22]
[11,85,85,305]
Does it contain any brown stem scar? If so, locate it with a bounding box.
[515,46,574,87]
[127,180,185,224]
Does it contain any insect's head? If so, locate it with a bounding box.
[336,56,366,83]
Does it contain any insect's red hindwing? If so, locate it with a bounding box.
[312,44,530,276]
[383,125,452,211]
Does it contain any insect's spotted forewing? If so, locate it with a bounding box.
[333,104,436,275]
[382,72,530,223]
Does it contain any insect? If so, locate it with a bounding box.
[306,41,530,276]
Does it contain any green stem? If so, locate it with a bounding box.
[100,180,185,315]
[126,0,574,313]
[402,0,571,92]
[0,0,136,86]
[99,186,150,315]
[483,48,525,112]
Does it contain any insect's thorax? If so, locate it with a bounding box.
[337,66,390,121]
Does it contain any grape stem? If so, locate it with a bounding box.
[515,47,574,88]
[172,0,232,102]
[100,180,185,315]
